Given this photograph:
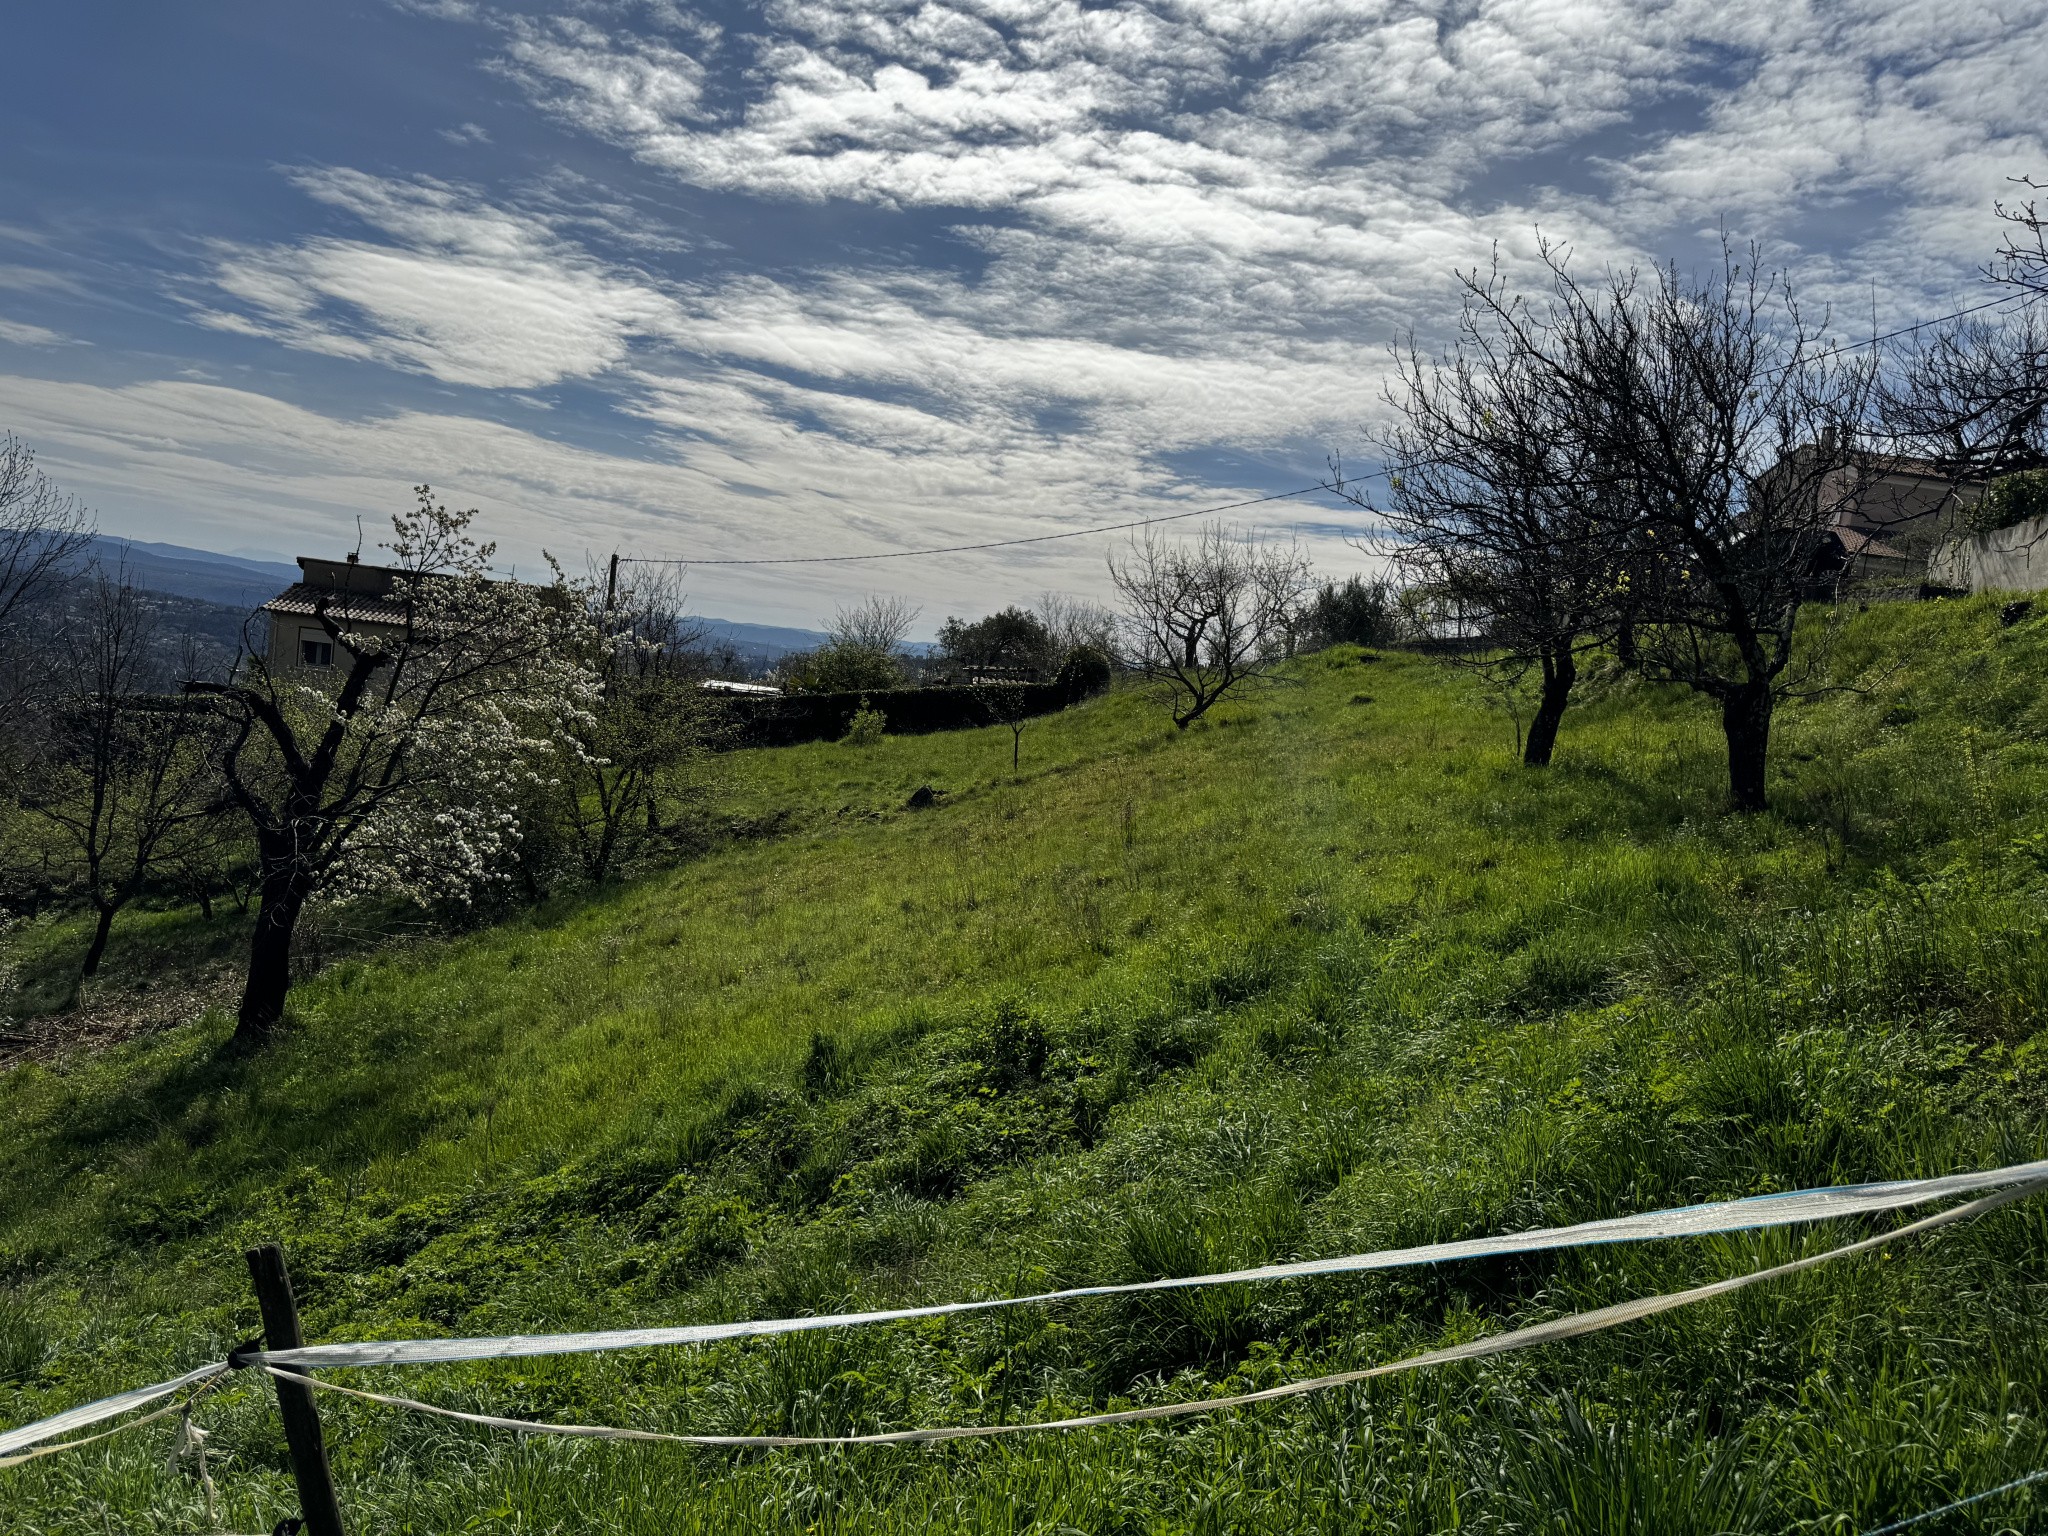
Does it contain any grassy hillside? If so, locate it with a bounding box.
[6,597,2048,1533]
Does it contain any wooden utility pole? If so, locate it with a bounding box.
[605,552,620,612]
[246,1243,347,1536]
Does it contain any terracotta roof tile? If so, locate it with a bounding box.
[261,582,411,626]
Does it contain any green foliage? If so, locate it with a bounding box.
[0,1294,50,1382]
[781,642,906,694]
[6,597,2048,1531]
[937,607,1057,677]
[1054,644,1113,698]
[1300,573,1407,650]
[1976,468,2048,534]
[840,699,887,747]
[1491,1398,1778,1535]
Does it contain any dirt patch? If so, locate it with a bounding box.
[0,965,239,1072]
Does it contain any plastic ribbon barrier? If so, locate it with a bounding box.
[254,1180,2047,1448]
[0,1362,229,1466]
[260,1155,2048,1370]
[5,1156,2047,1462]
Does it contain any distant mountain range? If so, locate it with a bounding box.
[76,536,839,669]
[79,536,302,613]
[689,617,829,668]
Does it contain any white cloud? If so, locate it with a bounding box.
[0,317,70,347]
[0,369,1372,630]
[194,172,686,388]
[499,0,2048,334]
[15,0,2048,624]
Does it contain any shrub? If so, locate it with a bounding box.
[840,700,886,747]
[1300,574,1406,650]
[1055,644,1113,699]
[1975,469,2048,534]
[729,682,1081,746]
[937,607,1057,677]
[978,999,1048,1090]
[781,642,906,694]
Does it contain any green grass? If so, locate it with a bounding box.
[6,596,2048,1532]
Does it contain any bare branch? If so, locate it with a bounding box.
[1109,525,1310,728]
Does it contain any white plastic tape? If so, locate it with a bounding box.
[260,1179,2046,1448]
[6,1156,2046,1461]
[261,1155,2048,1370]
[0,1362,228,1461]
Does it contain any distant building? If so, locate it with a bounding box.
[260,554,416,670]
[1791,444,1991,596]
[699,677,780,695]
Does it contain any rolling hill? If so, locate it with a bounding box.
[3,597,2048,1532]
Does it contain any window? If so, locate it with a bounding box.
[300,637,334,667]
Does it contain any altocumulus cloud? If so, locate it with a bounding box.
[194,169,686,390]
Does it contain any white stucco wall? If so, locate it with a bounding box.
[1927,513,2048,594]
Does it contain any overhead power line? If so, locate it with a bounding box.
[622,289,2030,570]
[1847,290,2020,351]
[620,483,1352,567]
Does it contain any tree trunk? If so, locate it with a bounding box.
[1524,650,1577,767]
[234,864,307,1047]
[1720,683,1774,813]
[79,903,117,979]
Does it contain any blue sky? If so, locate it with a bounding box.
[2,1,2043,630]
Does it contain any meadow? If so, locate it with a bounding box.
[5,595,2048,1533]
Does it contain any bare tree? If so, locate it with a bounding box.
[1033,591,1119,664]
[1878,178,2048,477]
[1878,310,2047,476]
[543,563,729,886]
[0,434,92,732]
[1349,267,1632,766]
[25,566,224,981]
[188,489,595,1046]
[1993,174,2048,301]
[828,594,921,655]
[1506,244,1873,810]
[1109,525,1310,728]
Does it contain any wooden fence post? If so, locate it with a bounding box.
[246,1243,347,1536]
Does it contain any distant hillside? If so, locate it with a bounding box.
[686,616,828,669]
[686,621,936,668]
[76,536,299,613]
[72,537,920,672]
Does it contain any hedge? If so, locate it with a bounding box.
[726,654,1110,747]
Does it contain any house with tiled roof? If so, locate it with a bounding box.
[260,553,419,670]
[1795,444,1991,596]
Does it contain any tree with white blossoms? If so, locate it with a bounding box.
[188,489,596,1048]
[530,561,731,888]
